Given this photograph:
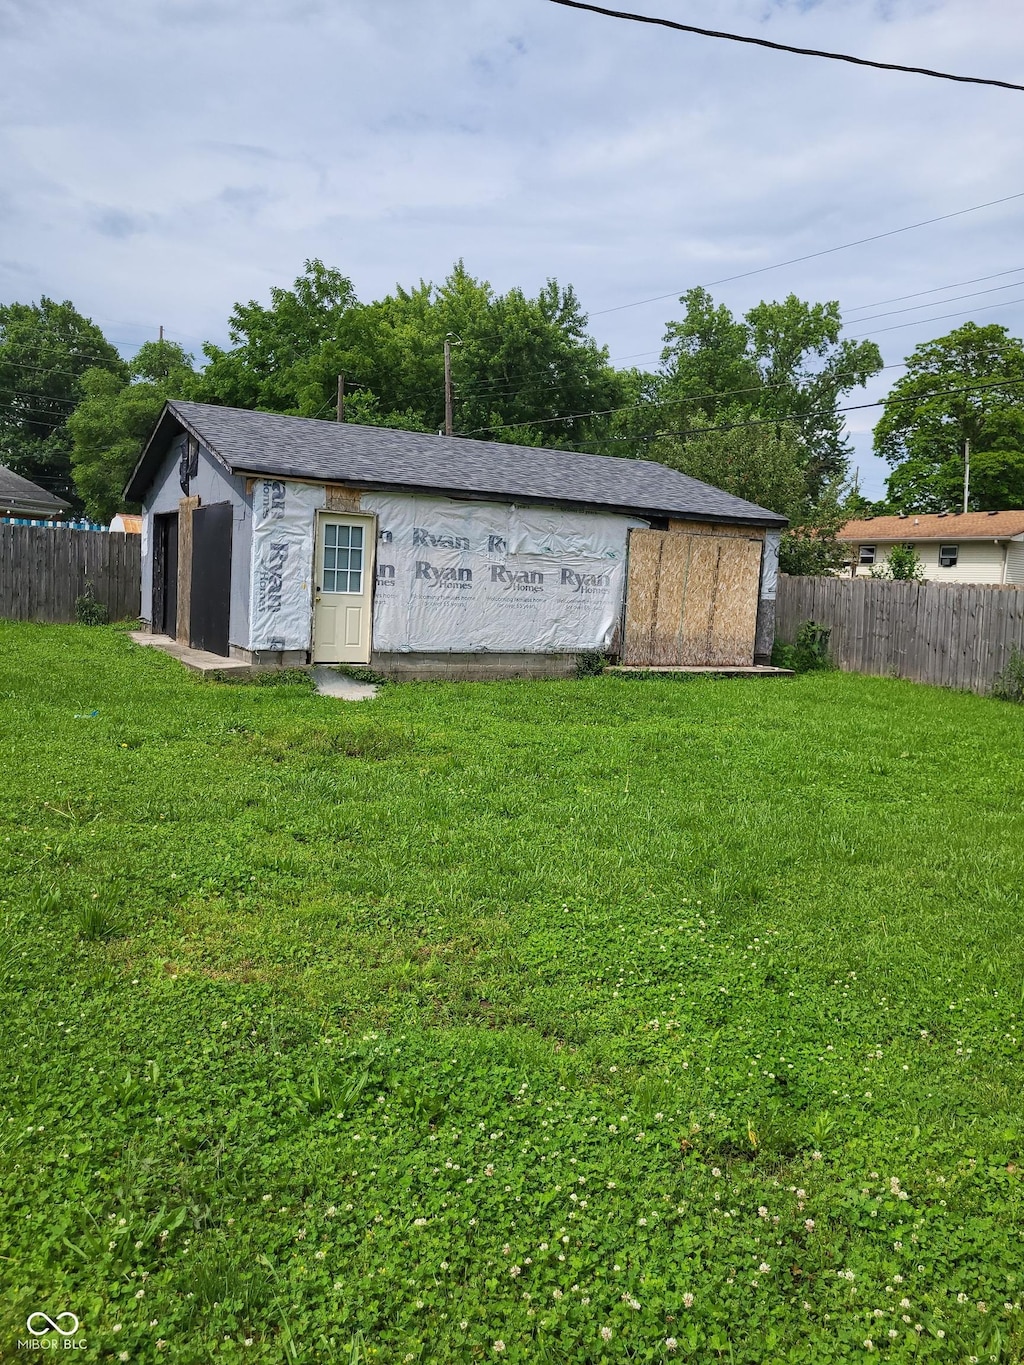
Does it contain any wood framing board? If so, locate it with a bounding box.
[175,495,201,646]
[623,529,762,667]
[668,519,767,541]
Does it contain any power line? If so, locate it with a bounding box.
[550,374,1024,450]
[844,266,1024,315]
[844,280,1024,328]
[590,191,1024,317]
[548,0,1024,92]
[463,361,914,437]
[846,293,1024,339]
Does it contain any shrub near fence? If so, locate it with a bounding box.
[0,524,141,625]
[776,573,1024,696]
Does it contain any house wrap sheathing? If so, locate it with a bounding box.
[250,480,645,656]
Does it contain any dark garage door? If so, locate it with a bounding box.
[190,503,233,656]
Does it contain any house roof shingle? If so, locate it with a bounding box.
[839,512,1024,543]
[0,464,71,517]
[126,401,787,528]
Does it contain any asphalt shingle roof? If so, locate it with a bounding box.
[127,401,787,528]
[840,512,1024,542]
[0,464,70,516]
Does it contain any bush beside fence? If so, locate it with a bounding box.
[776,574,1024,695]
[0,524,141,625]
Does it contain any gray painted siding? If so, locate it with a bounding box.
[141,436,253,649]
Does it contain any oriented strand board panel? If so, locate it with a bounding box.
[326,485,362,512]
[668,519,766,542]
[622,530,665,665]
[176,496,201,646]
[623,530,762,667]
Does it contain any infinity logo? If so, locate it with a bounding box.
[26,1312,80,1337]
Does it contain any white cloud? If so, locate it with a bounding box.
[2,0,1023,494]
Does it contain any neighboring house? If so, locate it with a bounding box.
[125,402,787,676]
[838,512,1024,585]
[0,465,71,520]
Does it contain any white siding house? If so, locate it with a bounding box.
[839,512,1024,585]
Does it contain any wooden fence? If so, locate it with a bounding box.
[776,574,1024,695]
[0,524,141,624]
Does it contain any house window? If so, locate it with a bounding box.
[938,544,959,568]
[858,545,876,565]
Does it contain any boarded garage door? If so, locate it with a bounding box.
[622,530,762,667]
[190,502,233,657]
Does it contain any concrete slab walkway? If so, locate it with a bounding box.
[312,667,379,701]
[129,632,253,675]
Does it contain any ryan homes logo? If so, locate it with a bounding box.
[415,562,472,589]
[260,479,286,520]
[413,527,469,551]
[491,565,543,594]
[257,541,289,614]
[561,568,611,596]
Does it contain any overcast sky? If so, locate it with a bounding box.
[3,0,1023,496]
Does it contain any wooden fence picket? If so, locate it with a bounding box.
[0,525,141,624]
[777,574,1024,695]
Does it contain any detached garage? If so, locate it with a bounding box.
[125,401,786,678]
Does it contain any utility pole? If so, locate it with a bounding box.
[963,437,971,513]
[337,373,345,423]
[443,333,462,437]
[443,340,454,436]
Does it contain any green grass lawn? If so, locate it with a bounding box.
[2,622,1024,1365]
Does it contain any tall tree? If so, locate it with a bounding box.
[199,259,359,415]
[196,259,625,445]
[875,322,1024,511]
[652,288,883,496]
[68,341,197,521]
[0,297,123,504]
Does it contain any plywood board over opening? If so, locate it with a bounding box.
[176,496,201,646]
[623,529,762,667]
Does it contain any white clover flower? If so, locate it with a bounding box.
[665,1338,677,1350]
[600,1326,613,1341]
[682,1292,694,1309]
[493,1341,506,1353]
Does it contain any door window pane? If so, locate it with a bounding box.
[322,522,364,593]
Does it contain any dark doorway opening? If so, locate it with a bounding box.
[190,502,233,656]
[153,512,179,637]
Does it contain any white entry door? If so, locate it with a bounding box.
[312,513,376,663]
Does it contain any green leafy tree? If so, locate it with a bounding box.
[197,259,625,446]
[199,260,360,415]
[651,288,883,496]
[875,322,1024,511]
[0,297,123,504]
[68,341,197,521]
